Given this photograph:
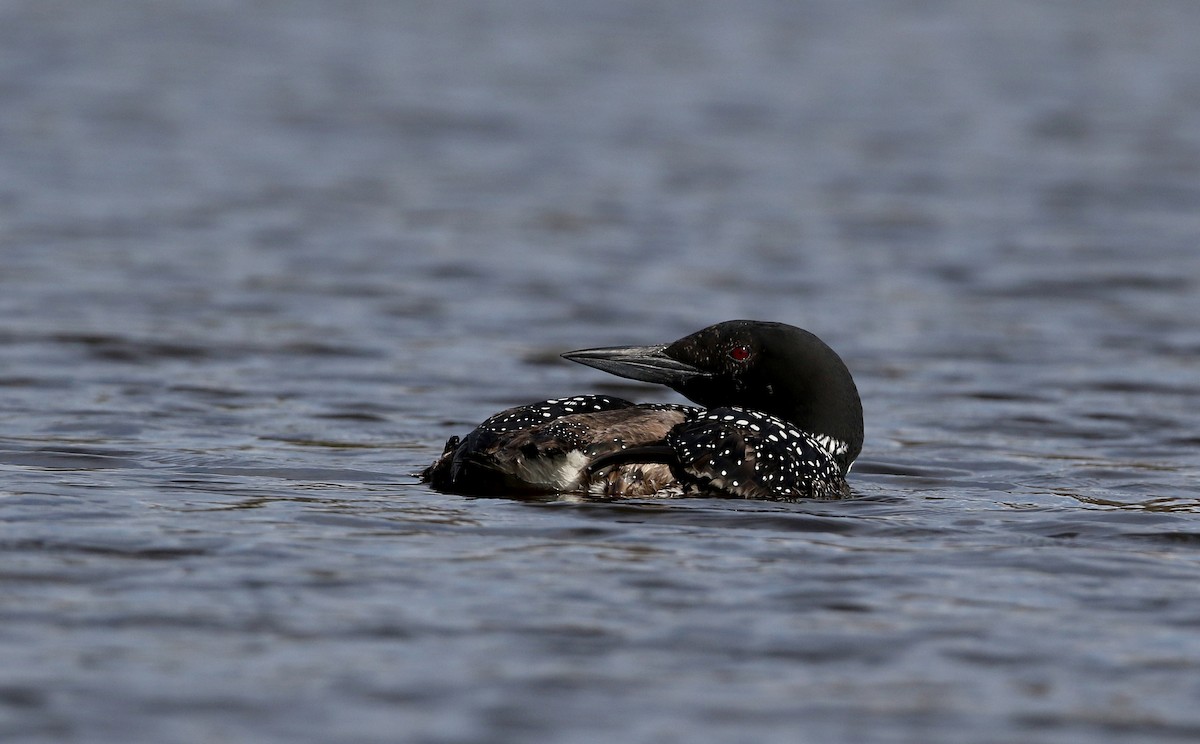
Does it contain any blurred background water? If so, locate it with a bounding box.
[3,1,1200,742]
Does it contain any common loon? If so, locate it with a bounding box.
[420,320,864,501]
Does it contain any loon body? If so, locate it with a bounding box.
[421,320,863,501]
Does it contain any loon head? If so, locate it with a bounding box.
[562,320,864,466]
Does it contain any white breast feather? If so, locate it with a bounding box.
[513,449,590,491]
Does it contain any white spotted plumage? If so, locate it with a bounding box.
[664,406,850,500]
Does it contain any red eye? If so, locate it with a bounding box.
[729,345,751,362]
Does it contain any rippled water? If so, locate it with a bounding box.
[4,1,1200,742]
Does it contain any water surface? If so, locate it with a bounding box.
[3,1,1200,742]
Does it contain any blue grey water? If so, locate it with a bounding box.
[2,1,1200,742]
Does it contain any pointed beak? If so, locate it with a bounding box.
[561,344,709,386]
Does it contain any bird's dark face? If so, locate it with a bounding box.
[658,320,812,413]
[562,320,864,463]
[563,320,818,408]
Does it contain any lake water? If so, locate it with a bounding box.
[3,1,1200,742]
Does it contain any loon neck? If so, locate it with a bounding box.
[672,341,864,468]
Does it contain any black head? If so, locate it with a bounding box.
[562,320,864,467]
